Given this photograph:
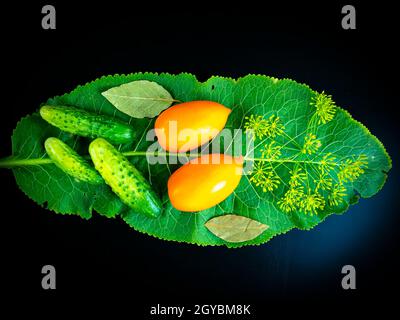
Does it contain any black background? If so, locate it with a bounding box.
[1,1,399,317]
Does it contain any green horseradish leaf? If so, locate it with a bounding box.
[205,214,269,243]
[0,73,392,248]
[102,80,176,118]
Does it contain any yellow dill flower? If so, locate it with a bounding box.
[278,195,296,213]
[314,172,332,192]
[289,166,306,187]
[244,115,269,139]
[265,115,285,138]
[261,141,282,160]
[244,114,285,140]
[311,91,337,124]
[338,154,368,183]
[259,171,281,192]
[302,133,322,155]
[319,153,336,174]
[278,186,304,213]
[249,161,280,192]
[328,183,347,206]
[300,192,325,215]
[249,161,269,184]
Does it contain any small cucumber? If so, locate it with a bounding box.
[89,138,162,218]
[45,137,103,184]
[40,105,135,144]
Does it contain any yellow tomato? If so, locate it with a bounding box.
[168,154,243,212]
[155,100,231,152]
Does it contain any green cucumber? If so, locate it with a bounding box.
[89,138,162,218]
[40,105,135,144]
[45,137,103,184]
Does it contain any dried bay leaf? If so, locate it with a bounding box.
[205,214,269,243]
[102,80,176,118]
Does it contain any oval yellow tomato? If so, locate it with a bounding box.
[168,154,243,212]
[155,100,231,152]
